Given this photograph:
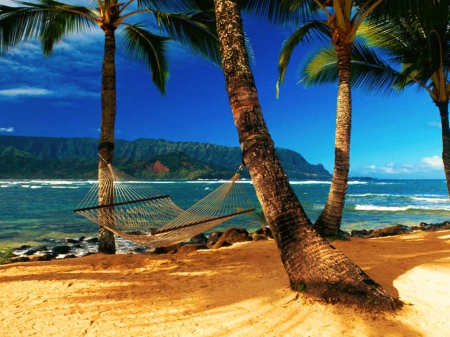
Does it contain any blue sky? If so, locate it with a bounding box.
[0,1,445,179]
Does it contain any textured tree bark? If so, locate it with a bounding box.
[314,42,352,237]
[97,28,117,254]
[214,0,401,310]
[437,101,450,196]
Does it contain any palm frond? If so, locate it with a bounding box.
[0,0,96,54]
[350,41,409,95]
[299,46,338,87]
[299,41,420,96]
[360,0,450,25]
[137,0,213,13]
[279,0,323,17]
[152,9,220,66]
[240,0,302,26]
[119,22,170,95]
[276,20,330,97]
[358,16,449,89]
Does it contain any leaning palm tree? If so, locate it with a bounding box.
[301,6,450,195]
[275,0,384,237]
[214,0,400,310]
[0,0,220,253]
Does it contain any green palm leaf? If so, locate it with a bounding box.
[300,41,411,95]
[0,0,96,54]
[361,0,450,26]
[276,20,330,97]
[241,0,305,26]
[119,23,170,94]
[152,9,220,66]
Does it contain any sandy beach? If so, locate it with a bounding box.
[1,229,449,337]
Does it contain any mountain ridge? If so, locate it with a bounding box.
[0,135,331,180]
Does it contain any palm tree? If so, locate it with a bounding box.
[301,5,450,194]
[0,0,220,253]
[275,0,384,237]
[214,0,400,310]
[360,10,450,195]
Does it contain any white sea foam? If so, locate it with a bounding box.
[411,197,450,203]
[290,180,331,185]
[348,181,368,185]
[51,186,79,189]
[355,204,450,212]
[355,205,412,212]
[31,180,77,185]
[290,180,368,185]
[348,193,392,198]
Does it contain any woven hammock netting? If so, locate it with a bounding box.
[74,164,256,247]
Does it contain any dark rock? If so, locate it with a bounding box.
[52,245,71,255]
[36,254,55,261]
[28,253,54,262]
[126,231,147,235]
[368,225,406,238]
[23,249,37,256]
[188,233,208,245]
[11,256,30,263]
[212,240,232,249]
[442,222,450,230]
[419,222,434,230]
[252,233,267,241]
[177,244,208,254]
[152,244,180,254]
[206,231,223,248]
[34,246,48,252]
[213,227,251,249]
[63,254,77,259]
[351,229,368,238]
[65,238,79,244]
[254,226,273,239]
[84,237,98,243]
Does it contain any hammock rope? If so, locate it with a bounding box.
[74,163,256,247]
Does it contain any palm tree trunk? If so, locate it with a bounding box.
[314,43,352,237]
[97,28,117,254]
[437,101,450,196]
[214,0,400,310]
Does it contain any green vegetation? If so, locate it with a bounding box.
[0,136,331,180]
[297,283,307,292]
[0,247,14,265]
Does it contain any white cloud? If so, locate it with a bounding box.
[0,84,98,100]
[428,121,441,128]
[0,87,53,97]
[355,155,443,177]
[0,127,15,133]
[420,155,443,170]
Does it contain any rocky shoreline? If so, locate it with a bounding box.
[5,221,450,264]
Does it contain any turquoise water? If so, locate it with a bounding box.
[1,178,450,246]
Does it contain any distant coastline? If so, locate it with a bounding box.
[0,135,331,180]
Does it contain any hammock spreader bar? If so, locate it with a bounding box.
[150,208,256,235]
[73,195,170,213]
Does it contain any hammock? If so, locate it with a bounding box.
[74,163,256,247]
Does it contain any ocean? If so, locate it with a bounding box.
[1,178,450,247]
